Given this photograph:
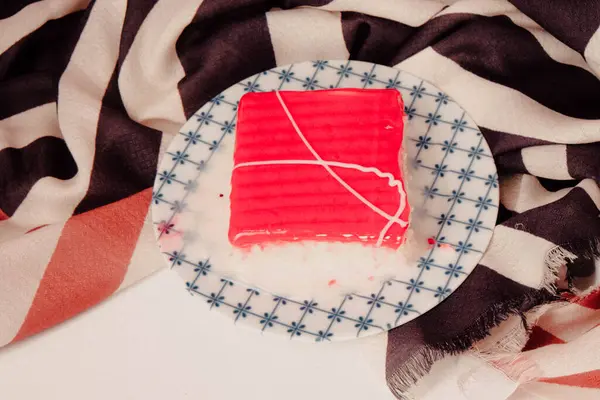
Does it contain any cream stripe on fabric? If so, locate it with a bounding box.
[0,0,127,344]
[0,224,64,346]
[521,145,573,180]
[501,175,600,213]
[0,178,84,242]
[409,355,518,400]
[536,304,600,342]
[525,327,600,378]
[0,103,61,152]
[584,26,600,77]
[397,48,600,144]
[479,225,555,289]
[321,0,445,27]
[0,0,126,241]
[439,0,595,73]
[54,0,126,215]
[0,0,89,54]
[118,0,202,135]
[266,8,348,66]
[501,175,555,213]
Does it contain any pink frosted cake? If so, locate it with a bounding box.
[228,89,410,249]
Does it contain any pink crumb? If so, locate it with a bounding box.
[427,237,436,245]
[368,276,374,281]
[327,279,337,287]
[439,243,452,249]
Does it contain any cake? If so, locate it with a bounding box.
[228,88,410,249]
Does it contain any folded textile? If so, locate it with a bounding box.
[405,288,600,400]
[1,1,599,399]
[380,2,600,397]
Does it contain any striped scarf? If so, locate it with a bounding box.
[1,1,599,398]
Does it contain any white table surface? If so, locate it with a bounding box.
[0,269,399,400]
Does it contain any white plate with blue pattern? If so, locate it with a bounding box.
[151,60,498,342]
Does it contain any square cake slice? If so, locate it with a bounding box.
[228,88,410,249]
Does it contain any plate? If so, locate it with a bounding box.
[151,60,498,341]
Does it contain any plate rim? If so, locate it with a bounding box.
[151,59,499,342]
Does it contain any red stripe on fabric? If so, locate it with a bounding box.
[523,326,565,351]
[539,370,600,389]
[12,189,151,342]
[26,224,48,234]
[561,292,577,301]
[575,288,600,310]
[0,208,8,221]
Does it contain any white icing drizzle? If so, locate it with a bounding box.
[233,91,409,247]
[234,159,408,227]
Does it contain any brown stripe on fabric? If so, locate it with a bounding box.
[176,0,277,118]
[502,187,600,253]
[417,266,546,343]
[341,12,414,65]
[0,10,88,120]
[494,149,528,176]
[74,0,162,215]
[117,0,158,57]
[537,177,579,193]
[510,0,600,54]
[429,14,600,120]
[341,13,600,119]
[567,143,600,182]
[480,127,553,156]
[0,137,77,216]
[566,254,596,279]
[0,0,42,19]
[340,11,439,66]
[386,265,552,396]
[497,202,517,225]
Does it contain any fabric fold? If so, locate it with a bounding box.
[0,1,599,399]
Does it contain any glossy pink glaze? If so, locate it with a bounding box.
[228,89,410,249]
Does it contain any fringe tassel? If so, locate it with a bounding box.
[544,245,576,291]
[470,303,554,383]
[552,238,600,293]
[387,239,599,399]
[479,315,530,354]
[386,289,557,400]
[472,351,540,385]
